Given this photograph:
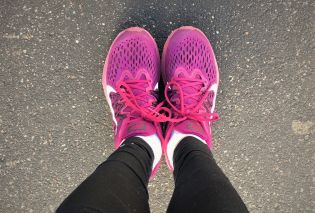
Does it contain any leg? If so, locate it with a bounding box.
[167,136,249,213]
[57,137,153,213]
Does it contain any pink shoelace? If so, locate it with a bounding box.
[116,80,171,123]
[114,77,219,142]
[164,77,219,141]
[115,79,171,140]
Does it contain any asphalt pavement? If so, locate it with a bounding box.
[1,0,314,212]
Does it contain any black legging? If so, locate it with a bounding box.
[57,137,248,213]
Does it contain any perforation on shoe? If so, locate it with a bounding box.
[166,36,217,85]
[108,37,157,84]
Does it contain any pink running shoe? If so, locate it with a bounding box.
[102,27,166,176]
[162,26,220,170]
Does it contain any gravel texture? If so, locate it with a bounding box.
[1,0,314,212]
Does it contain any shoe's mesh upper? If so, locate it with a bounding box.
[165,35,217,85]
[107,36,158,85]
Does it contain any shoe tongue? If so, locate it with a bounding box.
[123,74,145,96]
[122,120,156,139]
[174,119,207,139]
[123,74,155,108]
[173,73,203,107]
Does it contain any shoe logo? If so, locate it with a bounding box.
[127,123,147,132]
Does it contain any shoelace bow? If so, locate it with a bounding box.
[116,80,171,124]
[115,77,219,128]
[164,77,219,123]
